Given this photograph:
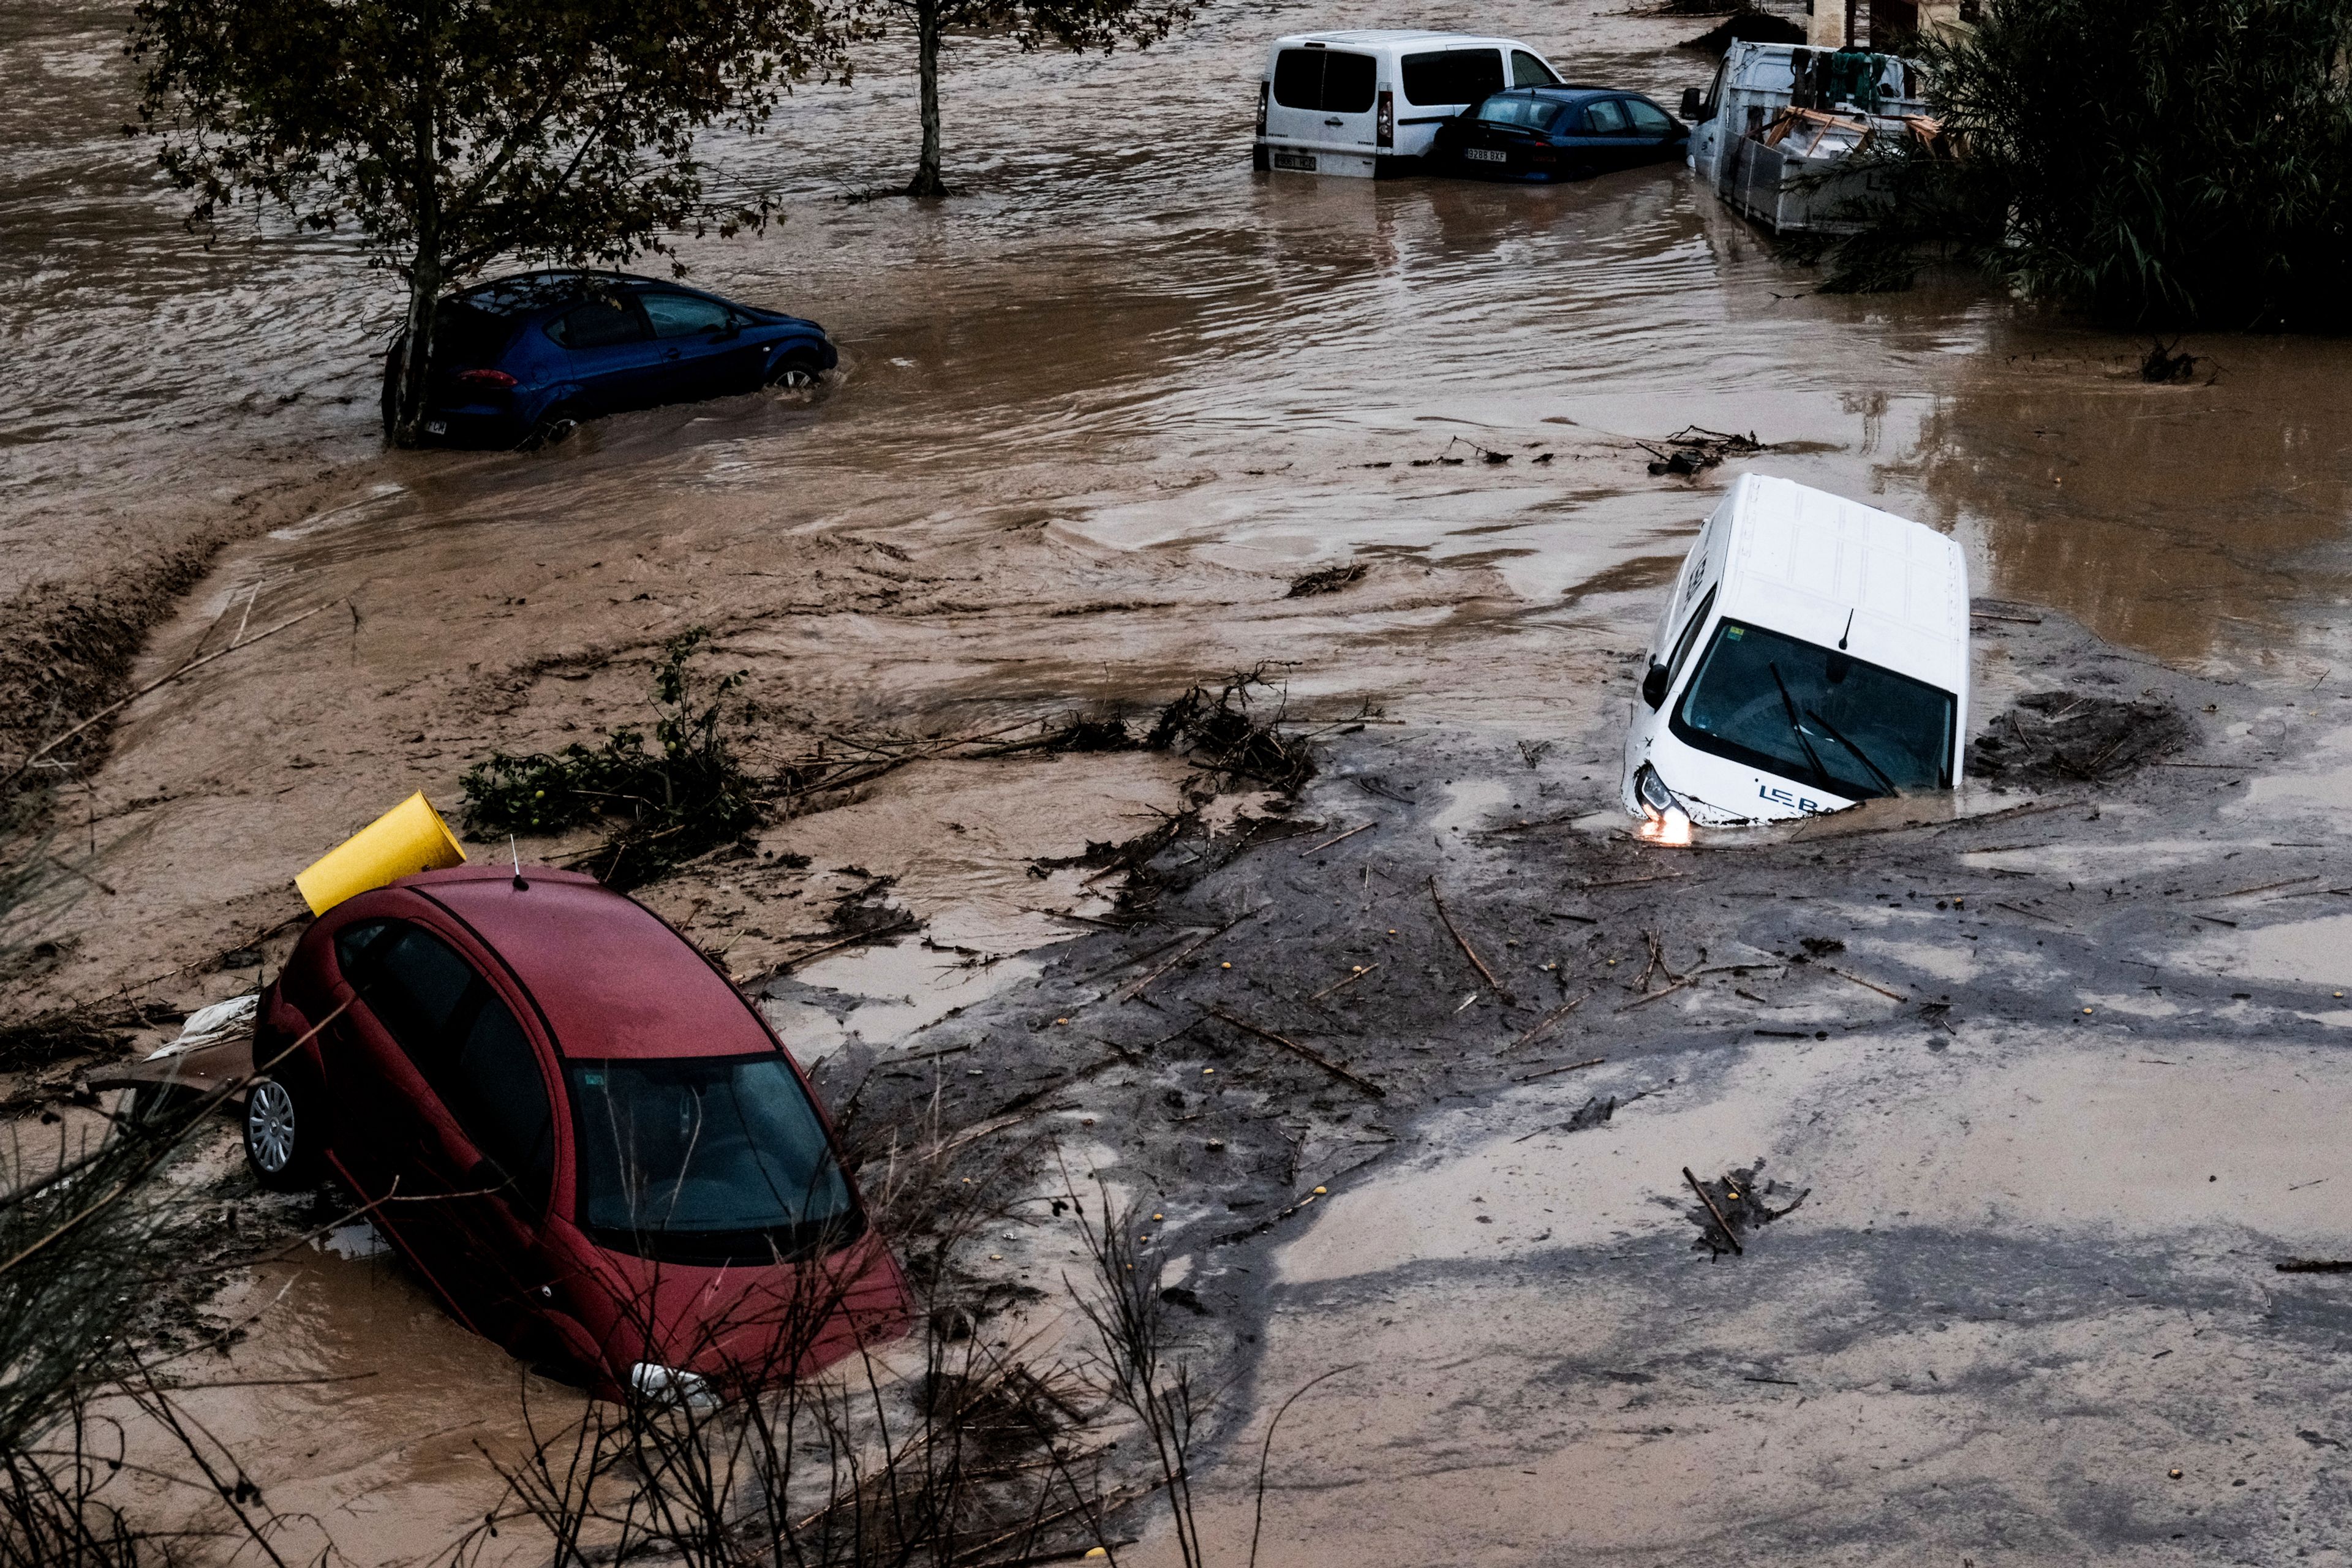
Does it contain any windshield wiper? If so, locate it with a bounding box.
[1805,706,1900,797]
[1767,663,1835,793]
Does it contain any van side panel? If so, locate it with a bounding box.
[1257,34,1561,172]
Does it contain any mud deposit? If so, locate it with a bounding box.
[9,0,2352,1560]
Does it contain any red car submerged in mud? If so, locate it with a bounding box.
[244,864,905,1397]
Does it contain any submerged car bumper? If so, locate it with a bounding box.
[410,402,532,448]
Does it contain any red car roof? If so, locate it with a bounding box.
[399,866,771,1061]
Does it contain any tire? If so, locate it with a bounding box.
[521,408,579,451]
[766,350,823,391]
[243,1071,323,1190]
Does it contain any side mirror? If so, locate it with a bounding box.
[1679,86,1706,121]
[1642,661,1672,710]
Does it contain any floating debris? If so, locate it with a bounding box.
[1685,1161,1808,1257]
[1287,563,1368,598]
[1639,426,1768,478]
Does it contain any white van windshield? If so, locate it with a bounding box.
[1670,620,1954,797]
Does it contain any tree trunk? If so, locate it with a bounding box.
[907,0,948,198]
[390,255,442,448]
[390,8,443,448]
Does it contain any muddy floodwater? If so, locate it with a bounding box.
[9,0,2352,1559]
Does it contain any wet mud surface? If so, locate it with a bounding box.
[10,0,2352,1558]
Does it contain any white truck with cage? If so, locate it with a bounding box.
[1679,39,1934,233]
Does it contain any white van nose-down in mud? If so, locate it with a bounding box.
[1621,473,1968,834]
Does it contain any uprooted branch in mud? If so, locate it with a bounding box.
[462,628,762,890]
[462,651,1316,894]
[1144,669,1315,796]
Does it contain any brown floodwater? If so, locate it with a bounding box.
[10,0,2352,1556]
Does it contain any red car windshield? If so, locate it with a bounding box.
[570,1055,859,1264]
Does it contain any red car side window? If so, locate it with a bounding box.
[347,921,556,1215]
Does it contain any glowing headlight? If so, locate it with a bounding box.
[1634,764,1680,820]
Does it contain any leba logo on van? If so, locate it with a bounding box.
[1758,782,1829,815]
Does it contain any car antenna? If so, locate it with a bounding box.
[510,834,529,891]
[1837,608,1855,650]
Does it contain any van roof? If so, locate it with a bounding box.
[1714,473,1967,694]
[1273,29,1528,48]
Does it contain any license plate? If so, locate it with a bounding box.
[424,420,447,434]
[1465,147,1508,163]
[1272,151,1316,172]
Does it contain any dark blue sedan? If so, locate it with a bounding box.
[1429,87,1687,182]
[383,271,839,448]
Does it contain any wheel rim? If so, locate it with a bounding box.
[248,1080,297,1174]
[772,363,818,390]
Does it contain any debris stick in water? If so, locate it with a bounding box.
[1429,877,1510,1001]
[4,601,336,789]
[1513,1055,1607,1084]
[1298,821,1375,856]
[1308,962,1379,1002]
[1504,990,1592,1052]
[1120,905,1264,1003]
[1684,1166,1743,1256]
[1821,964,1905,1001]
[1205,1008,1385,1098]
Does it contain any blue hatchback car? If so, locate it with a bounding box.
[383,271,839,448]
[1428,87,1687,181]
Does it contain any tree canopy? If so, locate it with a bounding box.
[130,0,843,442]
[1821,0,2352,329]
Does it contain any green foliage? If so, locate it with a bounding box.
[127,0,843,440]
[1820,0,2352,328]
[461,628,760,888]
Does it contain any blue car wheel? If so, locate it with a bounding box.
[767,347,824,391]
[519,403,580,451]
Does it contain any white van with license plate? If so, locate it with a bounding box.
[1621,473,1969,833]
[1254,30,1565,178]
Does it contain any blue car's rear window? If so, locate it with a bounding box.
[547,297,647,349]
[1476,94,1565,130]
[431,303,517,368]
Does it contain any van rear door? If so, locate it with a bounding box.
[1265,44,1380,163]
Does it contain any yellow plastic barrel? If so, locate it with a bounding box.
[295,791,467,916]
